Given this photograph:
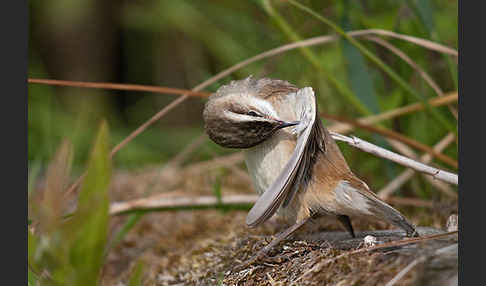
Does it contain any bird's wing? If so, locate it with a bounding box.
[246,87,316,227]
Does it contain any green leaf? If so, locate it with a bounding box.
[406,0,458,90]
[28,230,39,274]
[107,213,143,255]
[128,261,145,286]
[406,0,434,35]
[60,121,112,285]
[28,267,39,286]
[339,0,380,114]
[212,174,223,205]
[378,90,404,112]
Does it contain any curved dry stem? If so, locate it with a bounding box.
[110,194,258,215]
[108,192,437,216]
[329,92,457,134]
[192,29,457,90]
[27,78,211,97]
[360,29,457,56]
[363,36,458,118]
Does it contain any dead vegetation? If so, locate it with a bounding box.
[99,168,457,286]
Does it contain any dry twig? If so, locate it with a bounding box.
[109,192,438,217]
[28,78,211,97]
[330,132,458,185]
[322,113,457,168]
[110,194,258,215]
[379,133,457,199]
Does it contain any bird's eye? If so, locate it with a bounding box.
[247,110,261,117]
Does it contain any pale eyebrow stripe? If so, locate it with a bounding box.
[251,97,278,118]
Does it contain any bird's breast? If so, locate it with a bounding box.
[243,130,297,196]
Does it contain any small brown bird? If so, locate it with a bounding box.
[203,76,417,263]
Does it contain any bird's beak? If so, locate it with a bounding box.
[278,120,300,129]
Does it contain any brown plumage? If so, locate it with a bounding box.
[203,76,418,266]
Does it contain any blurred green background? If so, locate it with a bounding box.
[28,1,458,284]
[28,0,458,196]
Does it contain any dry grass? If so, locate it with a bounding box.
[102,208,455,285]
[98,168,456,286]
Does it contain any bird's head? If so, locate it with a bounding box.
[203,76,300,148]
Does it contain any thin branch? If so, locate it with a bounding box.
[361,29,457,56]
[385,139,419,162]
[379,133,457,199]
[364,36,458,118]
[330,132,458,185]
[110,194,258,215]
[328,92,457,134]
[108,191,439,217]
[322,113,458,169]
[28,78,211,97]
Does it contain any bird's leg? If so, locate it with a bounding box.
[235,217,310,270]
[337,215,355,238]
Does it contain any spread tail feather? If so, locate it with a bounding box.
[336,180,418,237]
[367,196,418,237]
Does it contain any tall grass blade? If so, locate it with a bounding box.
[128,261,145,286]
[61,121,112,285]
[287,0,456,135]
[339,1,380,114]
[261,0,372,116]
[406,0,458,90]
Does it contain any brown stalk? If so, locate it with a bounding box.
[28,78,211,98]
[322,113,458,169]
[363,36,458,118]
[108,192,438,217]
[328,92,457,134]
[110,194,258,215]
